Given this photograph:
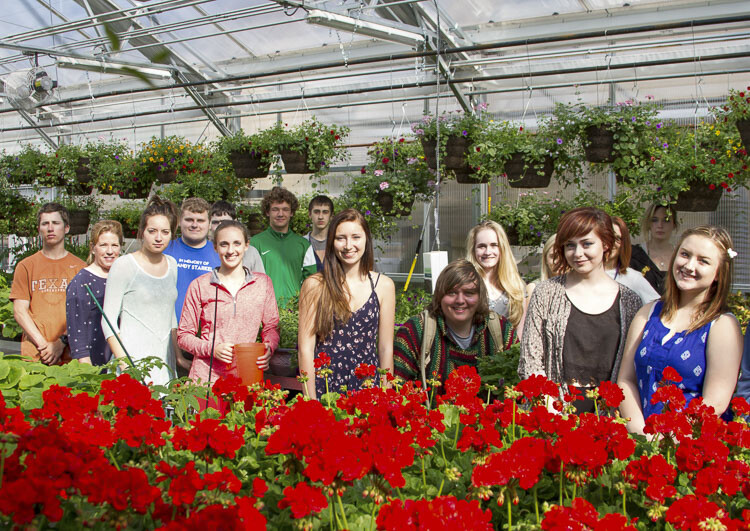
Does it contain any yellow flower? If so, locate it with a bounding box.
[159,157,164,162]
[142,158,146,163]
[108,185,112,190]
[149,157,154,162]
[173,149,178,154]
[180,145,184,149]
[187,150,191,154]
[715,130,721,136]
[641,266,650,276]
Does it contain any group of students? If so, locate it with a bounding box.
[9,193,749,432]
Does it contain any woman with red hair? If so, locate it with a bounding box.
[520,208,643,412]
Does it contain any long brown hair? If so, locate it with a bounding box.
[138,196,178,239]
[611,216,632,274]
[428,259,489,326]
[312,209,374,341]
[661,225,734,332]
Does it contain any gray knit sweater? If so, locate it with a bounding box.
[519,275,643,386]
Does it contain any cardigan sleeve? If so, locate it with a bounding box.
[519,286,548,380]
[393,315,424,382]
[177,278,213,359]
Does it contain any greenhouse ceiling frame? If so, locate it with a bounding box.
[1,0,750,145]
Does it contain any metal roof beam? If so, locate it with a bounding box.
[34,0,96,42]
[9,105,58,149]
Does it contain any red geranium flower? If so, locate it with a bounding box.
[278,483,328,518]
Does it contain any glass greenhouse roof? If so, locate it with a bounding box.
[0,0,749,148]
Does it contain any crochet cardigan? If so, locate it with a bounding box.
[519,275,643,386]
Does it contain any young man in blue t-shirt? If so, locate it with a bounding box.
[164,197,218,371]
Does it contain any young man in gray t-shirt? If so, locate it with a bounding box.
[304,195,333,272]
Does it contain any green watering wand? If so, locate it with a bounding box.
[83,283,144,385]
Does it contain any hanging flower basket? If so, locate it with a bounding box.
[152,165,177,184]
[246,213,265,236]
[504,226,521,246]
[736,119,750,148]
[280,149,312,174]
[75,157,91,184]
[673,181,724,212]
[68,210,91,236]
[228,151,270,179]
[504,153,554,188]
[421,136,480,181]
[584,125,616,163]
[376,190,414,217]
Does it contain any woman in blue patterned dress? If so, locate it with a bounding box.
[297,209,396,399]
[618,226,742,434]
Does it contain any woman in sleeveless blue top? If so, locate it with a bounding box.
[618,226,742,435]
[298,209,396,400]
[633,301,714,418]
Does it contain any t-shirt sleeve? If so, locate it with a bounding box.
[9,259,31,302]
[242,246,266,274]
[393,316,423,382]
[101,258,130,339]
[301,243,317,281]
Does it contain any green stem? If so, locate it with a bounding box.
[559,462,564,506]
[437,479,445,497]
[452,420,460,448]
[336,492,349,529]
[507,489,512,531]
[325,375,331,408]
[511,401,516,442]
[0,449,5,490]
[622,489,627,519]
[534,485,539,525]
[421,455,426,489]
[440,439,446,462]
[330,495,342,529]
[486,388,491,405]
[369,501,377,531]
[396,488,405,501]
[594,398,599,418]
[107,449,121,471]
[573,482,577,500]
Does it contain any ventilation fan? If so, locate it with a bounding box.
[2,67,57,109]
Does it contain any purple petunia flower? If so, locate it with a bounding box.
[114,155,120,160]
[662,143,669,148]
[556,138,563,145]
[462,130,468,136]
[365,210,371,216]
[656,122,663,129]
[631,117,637,122]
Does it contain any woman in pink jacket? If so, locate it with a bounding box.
[178,220,279,384]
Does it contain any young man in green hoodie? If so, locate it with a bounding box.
[250,186,316,308]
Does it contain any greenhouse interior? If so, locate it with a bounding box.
[2,0,750,529]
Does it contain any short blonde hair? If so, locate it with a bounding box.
[642,203,678,240]
[87,220,124,265]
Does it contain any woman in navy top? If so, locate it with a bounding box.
[618,226,742,434]
[66,220,123,365]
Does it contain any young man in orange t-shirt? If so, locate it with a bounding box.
[10,203,85,364]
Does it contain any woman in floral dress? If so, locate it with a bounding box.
[298,209,395,399]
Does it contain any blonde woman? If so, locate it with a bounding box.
[466,221,526,331]
[630,204,678,294]
[526,234,558,299]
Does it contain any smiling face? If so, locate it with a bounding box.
[179,209,210,247]
[564,230,607,276]
[672,234,722,294]
[473,228,500,274]
[214,226,249,271]
[333,220,366,267]
[268,201,292,233]
[650,206,676,242]
[92,231,121,272]
[440,281,480,331]
[38,211,68,248]
[141,214,172,255]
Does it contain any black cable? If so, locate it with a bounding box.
[205,282,219,403]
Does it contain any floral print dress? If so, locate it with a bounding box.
[634,301,718,419]
[315,274,380,397]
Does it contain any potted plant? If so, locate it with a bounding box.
[631,121,747,211]
[1,145,60,187]
[0,181,34,235]
[215,129,275,179]
[134,136,204,184]
[485,191,567,246]
[713,86,750,148]
[412,107,487,183]
[56,193,101,236]
[573,100,659,182]
[49,143,92,193]
[272,119,349,174]
[106,201,148,238]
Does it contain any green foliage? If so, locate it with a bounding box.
[728,291,750,334]
[1,144,59,186]
[395,289,432,326]
[270,118,350,173]
[486,191,566,246]
[214,128,275,163]
[713,85,750,125]
[477,343,521,399]
[278,295,300,349]
[0,276,22,339]
[105,200,148,238]
[411,109,487,143]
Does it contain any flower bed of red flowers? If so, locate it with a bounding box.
[1,361,749,530]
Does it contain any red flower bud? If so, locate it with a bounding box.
[709,184,716,190]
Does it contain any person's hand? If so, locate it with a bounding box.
[257,343,274,371]
[38,339,64,365]
[214,343,234,364]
